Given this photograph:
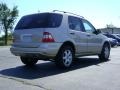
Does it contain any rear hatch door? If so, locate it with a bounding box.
[13,28,44,48]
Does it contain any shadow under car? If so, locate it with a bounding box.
[0,57,109,79]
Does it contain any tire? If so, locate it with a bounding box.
[20,57,38,66]
[99,44,110,61]
[55,46,74,68]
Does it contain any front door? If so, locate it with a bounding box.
[82,19,102,54]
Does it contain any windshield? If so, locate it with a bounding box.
[15,13,63,29]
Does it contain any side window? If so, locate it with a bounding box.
[68,16,83,31]
[82,20,95,33]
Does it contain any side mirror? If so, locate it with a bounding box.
[93,29,101,34]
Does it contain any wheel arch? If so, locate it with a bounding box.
[98,41,111,61]
[99,41,111,54]
[57,41,76,55]
[55,41,76,68]
[103,41,111,50]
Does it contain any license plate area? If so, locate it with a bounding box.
[21,34,32,42]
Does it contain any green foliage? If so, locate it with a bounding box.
[0,33,13,46]
[0,3,18,45]
[0,33,12,40]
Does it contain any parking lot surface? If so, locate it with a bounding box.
[0,46,120,90]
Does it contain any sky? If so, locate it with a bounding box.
[1,0,120,29]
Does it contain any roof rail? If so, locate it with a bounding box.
[53,10,84,18]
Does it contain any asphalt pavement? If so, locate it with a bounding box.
[0,46,120,90]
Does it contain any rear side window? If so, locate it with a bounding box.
[68,16,83,31]
[15,13,63,29]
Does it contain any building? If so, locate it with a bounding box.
[100,28,120,34]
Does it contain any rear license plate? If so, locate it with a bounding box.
[21,35,32,42]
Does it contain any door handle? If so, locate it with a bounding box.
[70,33,75,35]
[87,34,91,37]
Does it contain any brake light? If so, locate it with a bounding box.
[42,32,55,42]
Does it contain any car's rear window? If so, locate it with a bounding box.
[15,13,63,30]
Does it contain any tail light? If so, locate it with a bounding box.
[42,32,55,42]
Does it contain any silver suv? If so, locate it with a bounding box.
[10,10,111,68]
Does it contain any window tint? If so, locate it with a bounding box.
[68,16,83,31]
[15,13,63,29]
[82,20,95,33]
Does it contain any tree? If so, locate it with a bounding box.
[106,23,116,28]
[0,3,18,45]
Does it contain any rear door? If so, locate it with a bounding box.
[13,28,44,48]
[68,16,88,54]
[13,13,48,48]
[13,13,63,48]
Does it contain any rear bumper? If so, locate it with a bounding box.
[10,43,62,59]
